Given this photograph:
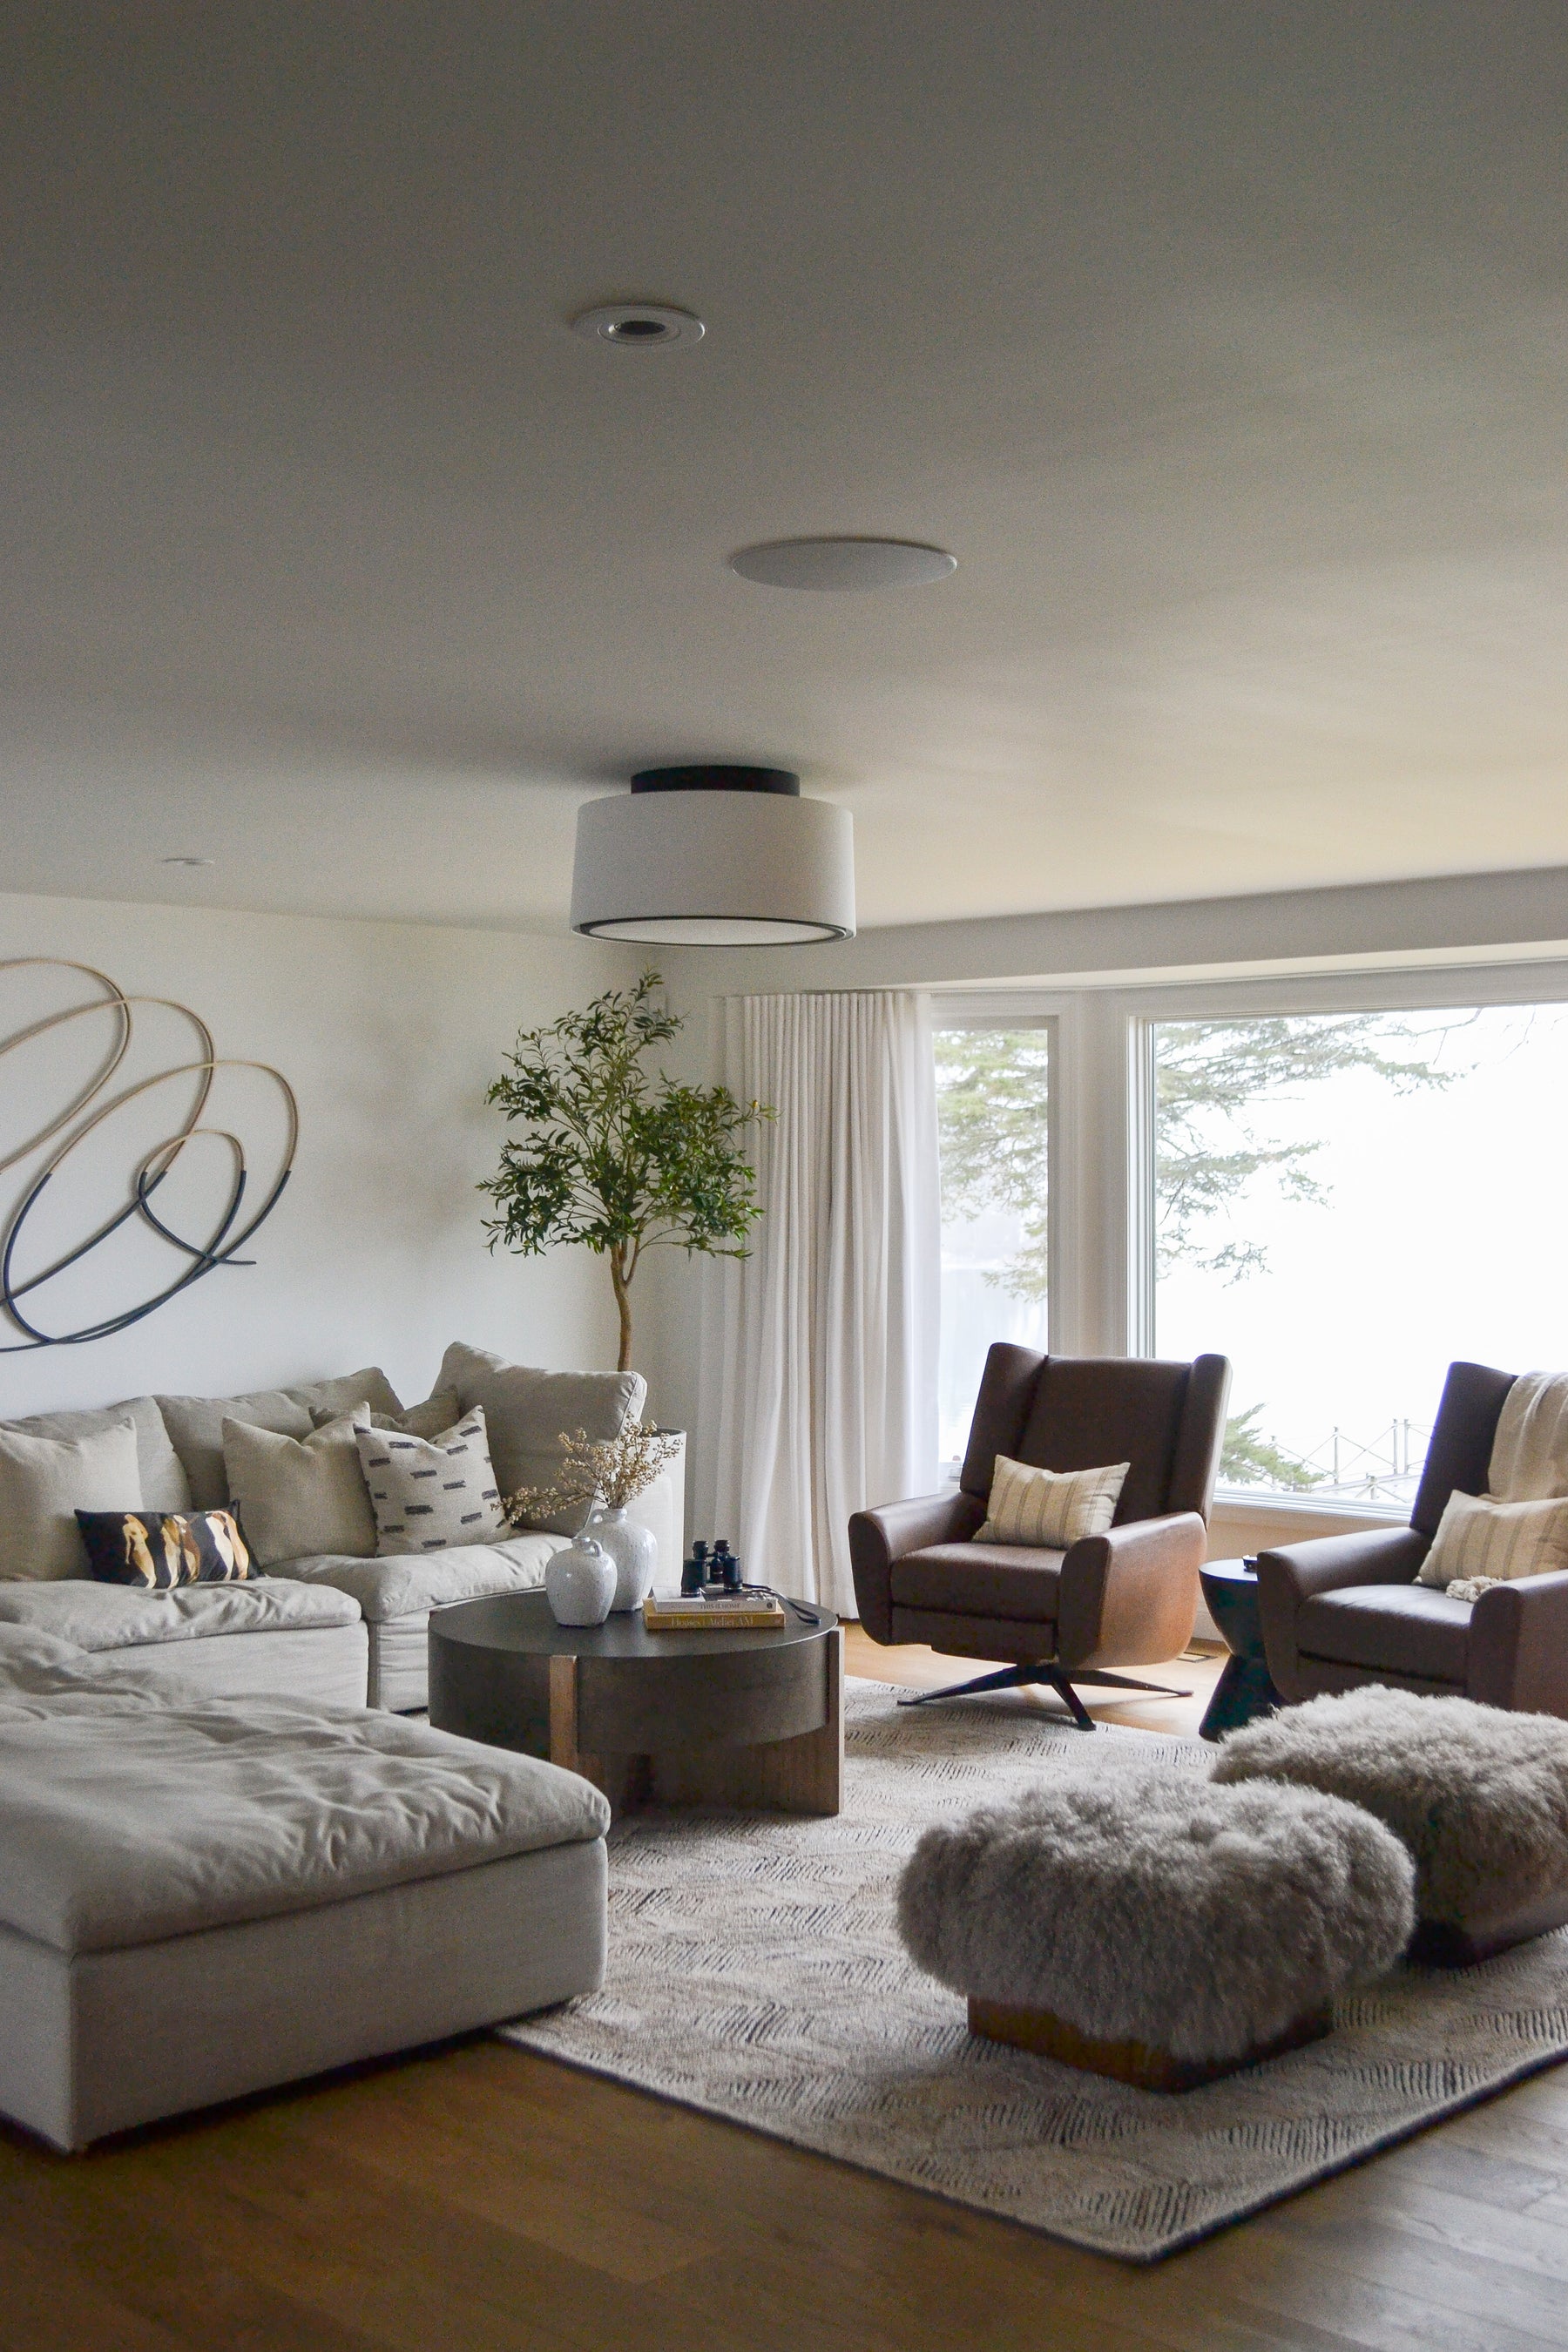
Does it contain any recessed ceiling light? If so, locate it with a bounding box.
[160,855,213,868]
[727,537,957,592]
[571,301,705,350]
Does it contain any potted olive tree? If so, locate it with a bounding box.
[480,970,767,1372]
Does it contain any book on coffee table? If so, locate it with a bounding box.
[643,1592,787,1632]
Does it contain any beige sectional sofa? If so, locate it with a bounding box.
[0,1623,609,2150]
[0,1345,683,1710]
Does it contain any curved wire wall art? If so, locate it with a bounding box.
[0,958,299,1350]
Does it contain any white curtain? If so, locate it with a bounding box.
[694,990,940,1613]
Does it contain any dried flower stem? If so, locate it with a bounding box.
[506,1418,681,1524]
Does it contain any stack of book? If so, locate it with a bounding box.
[643,1589,787,1632]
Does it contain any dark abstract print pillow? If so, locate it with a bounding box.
[76,1508,253,1589]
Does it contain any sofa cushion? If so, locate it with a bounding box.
[0,1419,143,1582]
[222,1412,378,1567]
[1295,1583,1471,1685]
[0,1649,609,1955]
[2,1396,190,1514]
[157,1369,402,1510]
[436,1342,646,1534]
[313,1391,460,1442]
[890,1542,1064,1625]
[0,1575,360,1651]
[157,1387,312,1509]
[284,1367,404,1423]
[277,1533,561,1623]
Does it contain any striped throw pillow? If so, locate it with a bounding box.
[976,1454,1129,1550]
[1417,1489,1568,1593]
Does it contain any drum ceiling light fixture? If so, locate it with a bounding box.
[571,767,855,946]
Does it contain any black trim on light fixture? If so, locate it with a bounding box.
[630,766,801,796]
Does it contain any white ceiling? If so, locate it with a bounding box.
[3,2,1566,933]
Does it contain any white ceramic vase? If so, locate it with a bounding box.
[591,1504,659,1612]
[544,1532,617,1628]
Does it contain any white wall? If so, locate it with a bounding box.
[0,891,633,1422]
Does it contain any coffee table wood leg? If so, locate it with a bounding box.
[637,1624,844,1816]
[549,1653,644,1814]
[547,1653,579,1771]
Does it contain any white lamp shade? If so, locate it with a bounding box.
[571,789,855,944]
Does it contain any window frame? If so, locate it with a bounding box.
[933,956,1568,1526]
[930,999,1059,1359]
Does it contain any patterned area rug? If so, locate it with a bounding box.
[500,1680,1568,2261]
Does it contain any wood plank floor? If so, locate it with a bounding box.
[3,1634,1565,2352]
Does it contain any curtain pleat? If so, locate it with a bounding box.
[693,991,939,1612]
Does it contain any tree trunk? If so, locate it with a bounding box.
[609,1250,634,1374]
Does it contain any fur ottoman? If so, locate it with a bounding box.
[1213,1686,1568,1966]
[897,1767,1413,2091]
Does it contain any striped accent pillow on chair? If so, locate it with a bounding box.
[976,1454,1130,1549]
[1417,1490,1568,1593]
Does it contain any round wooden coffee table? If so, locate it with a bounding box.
[428,1589,843,1817]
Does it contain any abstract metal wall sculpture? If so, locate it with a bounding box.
[1,958,299,1350]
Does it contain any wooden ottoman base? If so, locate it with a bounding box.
[968,1996,1334,2092]
[1409,1890,1568,1970]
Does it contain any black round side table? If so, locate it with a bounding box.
[1198,1558,1283,1742]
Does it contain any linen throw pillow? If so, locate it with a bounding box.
[3,1396,191,1512]
[353,1405,508,1555]
[76,1508,251,1589]
[1416,1489,1568,1594]
[221,1411,379,1567]
[0,1416,143,1581]
[977,1453,1130,1550]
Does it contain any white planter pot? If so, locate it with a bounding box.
[591,1505,659,1613]
[544,1534,617,1628]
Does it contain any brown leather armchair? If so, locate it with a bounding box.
[848,1345,1232,1728]
[1257,1360,1568,1719]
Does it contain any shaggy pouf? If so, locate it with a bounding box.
[896,1767,1415,2064]
[1213,1686,1568,1960]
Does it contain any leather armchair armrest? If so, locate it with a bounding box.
[848,1490,984,1643]
[1469,1569,1568,1716]
[1254,1524,1429,1699]
[1057,1512,1206,1670]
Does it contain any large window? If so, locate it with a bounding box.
[935,1024,1051,1474]
[1152,1003,1568,1507]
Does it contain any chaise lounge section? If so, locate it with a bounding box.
[0,1624,610,2152]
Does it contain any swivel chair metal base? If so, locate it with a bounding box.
[896,1660,1193,1732]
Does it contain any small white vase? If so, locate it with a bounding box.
[591,1504,659,1613]
[544,1533,617,1628]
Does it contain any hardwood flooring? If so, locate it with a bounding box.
[3,1636,1565,2352]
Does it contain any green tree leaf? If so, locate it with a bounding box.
[480,971,769,1369]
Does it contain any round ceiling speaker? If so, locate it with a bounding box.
[570,301,705,349]
[727,537,957,592]
[571,766,855,946]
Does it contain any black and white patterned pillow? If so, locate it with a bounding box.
[352,1406,508,1556]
